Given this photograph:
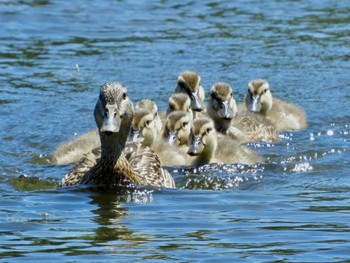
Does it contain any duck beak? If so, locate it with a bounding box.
[217,101,234,120]
[100,106,121,134]
[248,96,260,113]
[187,136,202,156]
[190,91,204,112]
[129,128,143,143]
[166,131,177,146]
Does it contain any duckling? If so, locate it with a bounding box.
[166,93,193,120]
[61,82,175,188]
[161,110,192,147]
[174,70,205,117]
[244,79,307,132]
[207,82,237,133]
[207,82,279,143]
[187,118,262,166]
[129,109,159,147]
[135,99,162,133]
[52,129,100,165]
[151,110,193,167]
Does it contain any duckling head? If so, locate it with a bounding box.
[129,109,157,147]
[175,70,205,112]
[135,99,158,116]
[162,110,191,146]
[94,82,134,157]
[208,82,237,120]
[245,79,273,115]
[166,93,193,120]
[187,118,217,158]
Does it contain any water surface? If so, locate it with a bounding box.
[1,0,350,262]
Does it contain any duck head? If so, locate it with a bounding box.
[245,79,273,115]
[175,71,205,112]
[187,118,217,161]
[162,111,191,146]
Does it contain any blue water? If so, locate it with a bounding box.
[1,0,350,261]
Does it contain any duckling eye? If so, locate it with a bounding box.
[230,92,233,97]
[122,92,127,100]
[182,122,188,128]
[145,120,151,126]
[263,89,268,94]
[206,128,212,134]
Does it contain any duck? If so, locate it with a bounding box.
[166,93,193,120]
[52,99,162,165]
[187,117,262,166]
[52,129,100,165]
[129,109,160,147]
[61,82,175,188]
[151,110,193,167]
[129,99,162,147]
[135,99,162,132]
[243,79,307,132]
[207,82,279,143]
[174,70,205,117]
[160,110,192,147]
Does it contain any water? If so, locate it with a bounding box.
[1,0,350,261]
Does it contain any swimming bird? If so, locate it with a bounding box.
[135,99,162,133]
[129,99,162,147]
[174,70,205,117]
[166,93,193,120]
[244,79,307,132]
[207,82,279,143]
[161,110,192,147]
[52,129,100,165]
[187,118,262,166]
[61,82,175,188]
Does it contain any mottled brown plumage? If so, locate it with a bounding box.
[61,82,175,188]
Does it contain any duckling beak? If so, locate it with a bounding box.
[166,131,177,146]
[100,106,121,134]
[129,128,144,143]
[187,136,202,156]
[248,96,260,113]
[217,101,234,120]
[190,91,204,112]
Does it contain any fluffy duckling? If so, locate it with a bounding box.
[135,99,162,132]
[151,110,193,167]
[161,110,192,147]
[187,118,262,166]
[61,82,175,188]
[129,99,162,147]
[174,70,205,116]
[129,109,160,147]
[244,79,307,132]
[207,82,237,133]
[52,129,100,165]
[166,93,193,120]
[207,82,279,143]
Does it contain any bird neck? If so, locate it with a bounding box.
[99,120,131,161]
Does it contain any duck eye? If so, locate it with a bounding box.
[182,122,188,128]
[122,92,127,100]
[146,120,151,126]
[206,128,212,134]
[263,89,268,94]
